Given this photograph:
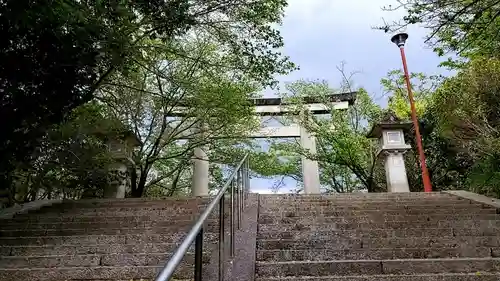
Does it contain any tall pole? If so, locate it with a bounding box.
[391,33,432,192]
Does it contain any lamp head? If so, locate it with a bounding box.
[391,33,408,47]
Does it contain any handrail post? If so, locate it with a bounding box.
[230,179,235,257]
[219,194,225,281]
[244,160,250,199]
[241,169,244,229]
[241,171,244,221]
[236,169,241,230]
[154,154,248,281]
[194,228,204,281]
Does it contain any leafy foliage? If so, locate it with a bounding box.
[381,69,470,192]
[252,78,385,193]
[6,102,122,205]
[429,57,500,197]
[378,0,500,66]
[382,70,442,119]
[1,0,295,203]
[100,36,260,197]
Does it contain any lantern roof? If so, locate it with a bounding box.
[367,111,412,138]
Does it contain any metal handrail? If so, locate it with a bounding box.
[155,154,250,281]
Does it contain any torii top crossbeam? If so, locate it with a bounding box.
[249,92,356,116]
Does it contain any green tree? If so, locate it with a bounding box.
[430,57,500,197]
[378,0,500,66]
[381,69,469,192]
[0,0,295,204]
[256,78,384,193]
[2,102,122,206]
[382,70,442,119]
[99,36,260,197]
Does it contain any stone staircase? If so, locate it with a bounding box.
[2,192,500,281]
[0,197,226,280]
[255,192,500,281]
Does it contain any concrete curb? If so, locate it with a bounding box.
[228,193,259,281]
[203,193,259,281]
[444,190,500,209]
[0,199,63,220]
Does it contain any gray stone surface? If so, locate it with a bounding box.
[257,220,500,233]
[0,266,171,281]
[257,214,500,224]
[3,191,500,280]
[0,200,62,220]
[382,258,500,274]
[258,208,497,216]
[255,273,500,280]
[258,236,499,250]
[255,193,500,280]
[256,260,383,276]
[445,190,500,209]
[0,196,232,281]
[225,193,259,281]
[257,247,494,261]
[258,228,457,239]
[0,223,224,238]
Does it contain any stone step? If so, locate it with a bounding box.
[256,237,500,250]
[30,205,209,215]
[1,215,232,230]
[259,198,468,207]
[49,201,236,211]
[259,204,490,212]
[255,258,500,277]
[256,247,496,261]
[0,265,182,280]
[59,195,248,207]
[259,194,469,199]
[259,192,451,199]
[258,198,468,204]
[258,208,498,216]
[46,202,202,211]
[0,220,229,237]
[258,214,500,225]
[0,241,210,256]
[258,220,500,232]
[0,232,219,246]
[0,252,209,268]
[257,228,500,240]
[10,208,213,220]
[255,273,500,281]
[14,204,237,218]
[58,197,211,206]
[6,211,230,223]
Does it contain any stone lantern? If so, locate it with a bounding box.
[105,130,141,198]
[367,112,412,193]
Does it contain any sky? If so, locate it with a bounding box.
[250,0,450,194]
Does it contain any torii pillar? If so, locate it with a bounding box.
[300,125,321,194]
[192,145,210,196]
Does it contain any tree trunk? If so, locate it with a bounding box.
[131,172,147,198]
[130,168,138,197]
[167,168,183,196]
[0,163,15,208]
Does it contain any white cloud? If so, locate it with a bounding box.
[257,0,449,190]
[276,0,445,90]
[283,0,406,32]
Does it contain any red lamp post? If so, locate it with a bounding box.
[391,33,432,192]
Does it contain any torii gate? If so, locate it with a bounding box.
[192,92,356,195]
